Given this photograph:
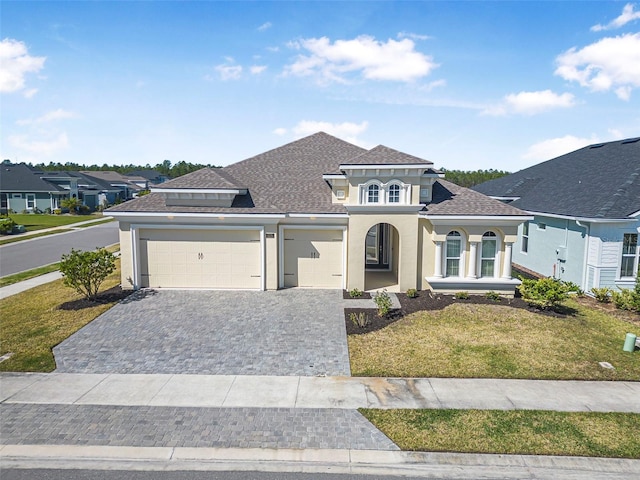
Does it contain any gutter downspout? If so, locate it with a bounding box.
[576,220,590,292]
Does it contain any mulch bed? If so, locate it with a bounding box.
[346,291,572,335]
[58,286,134,311]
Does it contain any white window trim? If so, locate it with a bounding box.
[359,180,410,205]
[26,193,36,210]
[620,233,639,279]
[521,221,529,254]
[479,231,500,279]
[444,230,466,278]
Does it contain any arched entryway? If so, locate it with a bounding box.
[364,222,400,291]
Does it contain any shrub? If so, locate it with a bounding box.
[349,288,363,298]
[61,197,81,213]
[454,291,469,300]
[517,277,570,310]
[0,217,16,235]
[44,207,52,214]
[78,205,91,215]
[485,291,501,301]
[591,287,612,303]
[563,281,584,296]
[53,209,62,215]
[59,248,116,300]
[406,288,418,298]
[611,289,640,313]
[350,312,370,328]
[373,289,393,317]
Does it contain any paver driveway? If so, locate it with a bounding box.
[54,289,350,376]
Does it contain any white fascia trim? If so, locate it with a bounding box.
[151,188,247,195]
[630,210,640,218]
[288,213,349,218]
[321,174,347,180]
[524,210,636,223]
[108,211,285,219]
[345,204,426,213]
[424,215,534,222]
[489,196,521,202]
[340,163,432,170]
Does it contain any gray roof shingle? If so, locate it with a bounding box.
[340,145,434,166]
[107,132,528,217]
[472,138,640,219]
[0,163,65,192]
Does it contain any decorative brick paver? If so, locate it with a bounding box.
[54,290,350,376]
[0,404,398,450]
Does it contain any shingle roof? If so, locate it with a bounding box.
[107,132,527,217]
[153,168,245,190]
[427,180,528,216]
[0,163,65,192]
[340,145,434,166]
[472,138,640,219]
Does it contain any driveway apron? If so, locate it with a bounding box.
[54,290,351,376]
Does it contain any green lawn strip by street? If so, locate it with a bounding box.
[348,300,640,380]
[0,244,119,288]
[360,409,640,459]
[0,229,74,246]
[0,258,122,372]
[8,213,103,231]
[74,217,115,228]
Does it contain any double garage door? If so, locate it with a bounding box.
[139,229,261,289]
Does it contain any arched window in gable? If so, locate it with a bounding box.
[388,183,401,203]
[367,183,380,203]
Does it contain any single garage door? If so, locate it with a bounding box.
[283,229,344,288]
[140,229,261,289]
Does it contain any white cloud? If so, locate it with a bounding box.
[250,65,267,75]
[284,120,369,146]
[23,88,38,99]
[215,62,243,81]
[591,3,640,31]
[0,38,46,95]
[266,46,280,53]
[482,90,576,116]
[273,127,287,136]
[16,108,76,126]
[397,31,431,41]
[555,33,640,100]
[258,22,272,32]
[8,132,69,156]
[522,135,599,161]
[284,35,438,84]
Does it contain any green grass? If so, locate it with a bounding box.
[0,258,122,372]
[8,213,102,231]
[0,264,61,287]
[348,300,640,380]
[360,409,640,458]
[0,216,113,245]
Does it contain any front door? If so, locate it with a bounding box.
[365,223,390,270]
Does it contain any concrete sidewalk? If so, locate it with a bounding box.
[2,372,639,412]
[0,271,63,300]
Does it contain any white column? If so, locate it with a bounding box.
[467,242,478,278]
[434,241,443,278]
[502,242,513,279]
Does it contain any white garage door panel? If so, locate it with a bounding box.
[140,229,261,289]
[283,229,343,288]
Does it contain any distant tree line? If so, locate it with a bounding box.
[440,169,509,188]
[26,159,219,178]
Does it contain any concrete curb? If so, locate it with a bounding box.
[1,445,639,478]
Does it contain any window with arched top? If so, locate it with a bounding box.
[446,230,462,277]
[388,183,401,203]
[480,231,498,277]
[367,184,380,203]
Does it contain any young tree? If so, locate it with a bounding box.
[59,248,116,300]
[60,197,81,213]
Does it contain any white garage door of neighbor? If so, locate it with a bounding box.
[140,229,261,289]
[283,229,343,288]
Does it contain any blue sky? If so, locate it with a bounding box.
[2,1,639,171]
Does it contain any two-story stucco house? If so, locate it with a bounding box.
[108,133,531,294]
[473,137,640,293]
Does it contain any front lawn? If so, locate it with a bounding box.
[0,258,125,372]
[348,299,640,380]
[8,213,102,232]
[360,409,640,458]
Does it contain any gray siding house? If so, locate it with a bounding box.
[473,138,640,293]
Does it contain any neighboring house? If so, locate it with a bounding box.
[108,132,531,294]
[127,170,171,185]
[80,171,147,200]
[473,137,640,293]
[0,162,68,213]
